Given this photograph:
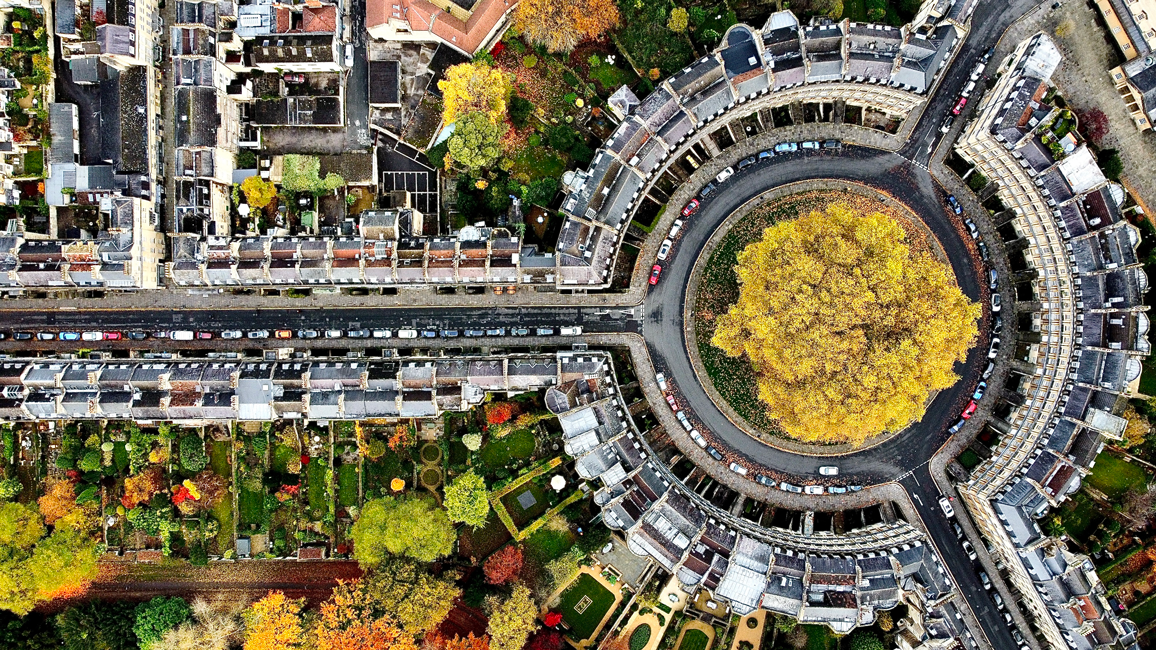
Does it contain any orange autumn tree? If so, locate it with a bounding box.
[37,477,79,525]
[243,591,305,650]
[446,634,491,650]
[513,0,619,53]
[485,402,515,425]
[121,466,164,509]
[315,580,418,650]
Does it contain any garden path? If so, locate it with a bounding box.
[728,611,765,650]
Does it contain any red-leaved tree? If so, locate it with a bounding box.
[1080,108,1109,146]
[484,544,524,585]
[485,402,516,425]
[526,630,564,650]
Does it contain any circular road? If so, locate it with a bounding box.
[643,145,989,487]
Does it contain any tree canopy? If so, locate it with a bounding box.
[483,545,523,585]
[240,176,278,209]
[438,62,513,124]
[361,562,462,634]
[444,471,490,529]
[243,591,304,650]
[134,597,192,650]
[711,203,979,445]
[0,505,100,615]
[446,112,507,174]
[315,580,417,650]
[486,584,538,650]
[281,155,344,195]
[513,0,619,53]
[351,496,456,565]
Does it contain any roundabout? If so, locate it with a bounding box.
[644,145,990,487]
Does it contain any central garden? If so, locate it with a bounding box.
[692,189,979,447]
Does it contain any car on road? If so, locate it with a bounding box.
[961,80,976,98]
[988,336,1001,359]
[128,332,148,341]
[657,238,673,261]
[666,394,677,410]
[973,382,987,401]
[220,330,242,339]
[485,327,506,337]
[655,372,668,391]
[699,183,716,198]
[952,97,968,114]
[961,400,978,419]
[991,293,1001,312]
[248,330,270,339]
[82,331,103,341]
[297,330,319,339]
[689,429,707,448]
[560,326,583,336]
[729,462,748,476]
[681,200,700,217]
[397,329,418,339]
[1012,630,1024,645]
[948,195,963,215]
[753,474,774,487]
[939,496,955,517]
[347,329,371,338]
[35,332,54,341]
[715,167,735,183]
[536,327,554,336]
[275,329,293,339]
[344,44,354,67]
[152,331,171,339]
[940,115,955,133]
[324,329,343,338]
[982,361,995,379]
[59,332,80,341]
[992,592,1004,609]
[848,485,863,492]
[949,418,966,434]
[707,446,724,461]
[827,486,848,494]
[738,156,756,171]
[780,482,803,493]
[988,271,999,291]
[774,142,798,153]
[441,330,460,338]
[13,332,31,340]
[421,330,439,338]
[993,316,1002,331]
[196,331,213,340]
[953,522,964,538]
[962,540,977,560]
[758,150,773,161]
[804,485,825,495]
[823,140,842,150]
[649,265,662,285]
[819,466,839,476]
[801,140,820,150]
[668,219,683,238]
[970,62,985,80]
[964,222,978,241]
[979,571,991,589]
[465,329,486,337]
[512,328,530,336]
[104,331,123,340]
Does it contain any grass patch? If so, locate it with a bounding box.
[448,440,469,465]
[1059,492,1101,541]
[1099,545,1144,583]
[500,482,549,527]
[1140,357,1156,396]
[22,149,42,176]
[337,463,358,507]
[210,439,231,477]
[1086,452,1150,499]
[802,625,837,650]
[678,630,709,650]
[305,459,327,518]
[510,146,567,183]
[559,573,615,641]
[238,485,266,527]
[210,492,233,551]
[272,443,296,474]
[958,449,979,469]
[586,56,636,91]
[365,449,413,494]
[1128,592,1156,626]
[524,525,574,563]
[459,509,513,559]
[629,624,652,650]
[479,429,536,467]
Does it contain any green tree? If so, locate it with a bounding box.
[1099,149,1124,182]
[0,502,45,550]
[711,203,979,445]
[0,505,99,615]
[351,496,455,565]
[523,177,559,208]
[134,597,192,650]
[487,584,538,650]
[0,611,61,650]
[445,471,490,529]
[0,478,21,501]
[281,155,345,194]
[57,600,139,650]
[849,631,885,650]
[446,112,507,173]
[241,175,278,209]
[667,7,688,32]
[509,95,534,129]
[179,435,208,473]
[361,561,463,634]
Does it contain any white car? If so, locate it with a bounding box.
[818,466,839,476]
[668,219,683,238]
[397,329,418,339]
[172,331,195,341]
[372,329,391,338]
[247,330,270,339]
[689,429,707,448]
[939,496,955,517]
[657,238,673,261]
[728,462,748,476]
[324,329,344,338]
[655,372,668,391]
[991,293,1001,312]
[715,167,734,183]
[221,330,243,339]
[344,44,354,67]
[81,331,103,342]
[988,337,1001,359]
[560,326,583,336]
[804,485,825,495]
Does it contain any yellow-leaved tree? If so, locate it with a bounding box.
[438,62,513,125]
[711,203,980,445]
[513,0,619,53]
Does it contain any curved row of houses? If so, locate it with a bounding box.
[955,33,1147,650]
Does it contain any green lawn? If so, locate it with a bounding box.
[524,525,574,563]
[1140,357,1156,395]
[448,440,469,465]
[337,463,358,507]
[1128,592,1156,626]
[559,573,615,641]
[210,439,231,477]
[365,449,413,494]
[802,625,838,650]
[1086,452,1150,499]
[210,492,233,552]
[22,149,42,176]
[479,429,536,467]
[501,481,548,527]
[272,443,296,474]
[305,459,327,518]
[586,57,636,93]
[958,449,980,470]
[678,630,709,650]
[238,485,265,527]
[1059,492,1101,541]
[510,146,567,183]
[459,509,512,559]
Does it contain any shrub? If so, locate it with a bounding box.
[77,450,102,472]
[179,436,208,473]
[462,433,483,451]
[366,439,387,460]
[0,478,21,500]
[523,55,538,68]
[134,597,191,650]
[1099,149,1124,182]
[628,625,651,650]
[509,95,534,129]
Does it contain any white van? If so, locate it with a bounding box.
[172,331,195,341]
[397,329,418,339]
[559,326,583,336]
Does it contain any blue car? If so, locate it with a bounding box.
[947,195,962,214]
[59,332,81,341]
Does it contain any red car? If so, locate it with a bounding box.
[961,400,978,419]
[102,331,122,340]
[952,97,968,115]
[681,199,700,217]
[649,264,662,285]
[195,331,213,340]
[275,329,293,339]
[665,394,677,410]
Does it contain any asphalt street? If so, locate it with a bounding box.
[645,146,987,486]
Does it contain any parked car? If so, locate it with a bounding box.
[801,140,820,150]
[979,571,991,589]
[804,485,825,495]
[758,150,774,161]
[953,522,964,538]
[560,326,583,336]
[939,496,955,517]
[298,330,319,339]
[949,418,966,434]
[755,474,775,487]
[196,331,213,340]
[774,142,798,153]
[397,329,418,339]
[940,115,955,133]
[983,361,995,379]
[127,332,148,341]
[952,97,968,114]
[729,462,748,476]
[666,394,677,410]
[962,540,977,560]
[822,139,842,149]
[699,183,716,198]
[82,331,103,341]
[35,332,54,341]
[992,592,1005,609]
[847,485,863,492]
[707,446,724,461]
[649,265,662,285]
[372,329,391,338]
[964,220,978,239]
[948,195,963,215]
[441,330,460,338]
[715,167,735,183]
[668,219,683,238]
[535,327,554,336]
[819,466,839,476]
[485,328,506,337]
[991,293,1002,312]
[657,239,673,261]
[344,44,354,67]
[172,331,195,341]
[221,330,243,339]
[655,372,668,391]
[421,330,438,338]
[681,199,700,217]
[993,316,1003,331]
[13,332,32,340]
[152,331,171,339]
[780,482,803,493]
[973,381,987,400]
[511,328,530,336]
[347,329,371,338]
[689,430,707,448]
[827,486,848,494]
[961,400,978,419]
[988,337,1001,358]
[970,61,985,80]
[464,329,486,337]
[989,269,998,289]
[59,332,80,341]
[283,72,305,83]
[248,330,270,339]
[325,329,344,339]
[275,329,293,339]
[961,80,976,97]
[738,156,756,170]
[978,240,989,261]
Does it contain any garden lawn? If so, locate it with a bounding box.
[802,625,837,650]
[272,443,296,474]
[459,510,512,559]
[1140,357,1156,395]
[210,493,233,552]
[365,448,412,493]
[306,459,327,518]
[337,463,358,507]
[22,150,42,176]
[210,438,231,477]
[1128,593,1156,626]
[558,573,615,641]
[500,481,548,527]
[524,525,573,563]
[677,630,709,650]
[238,485,265,527]
[1086,452,1150,499]
[448,440,469,466]
[510,146,567,183]
[479,429,536,467]
[1060,493,1100,541]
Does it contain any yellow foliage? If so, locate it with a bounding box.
[243,591,304,650]
[1122,406,1151,449]
[438,63,513,125]
[514,0,619,53]
[711,203,980,445]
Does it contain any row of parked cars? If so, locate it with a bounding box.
[4,326,585,342]
[657,372,862,495]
